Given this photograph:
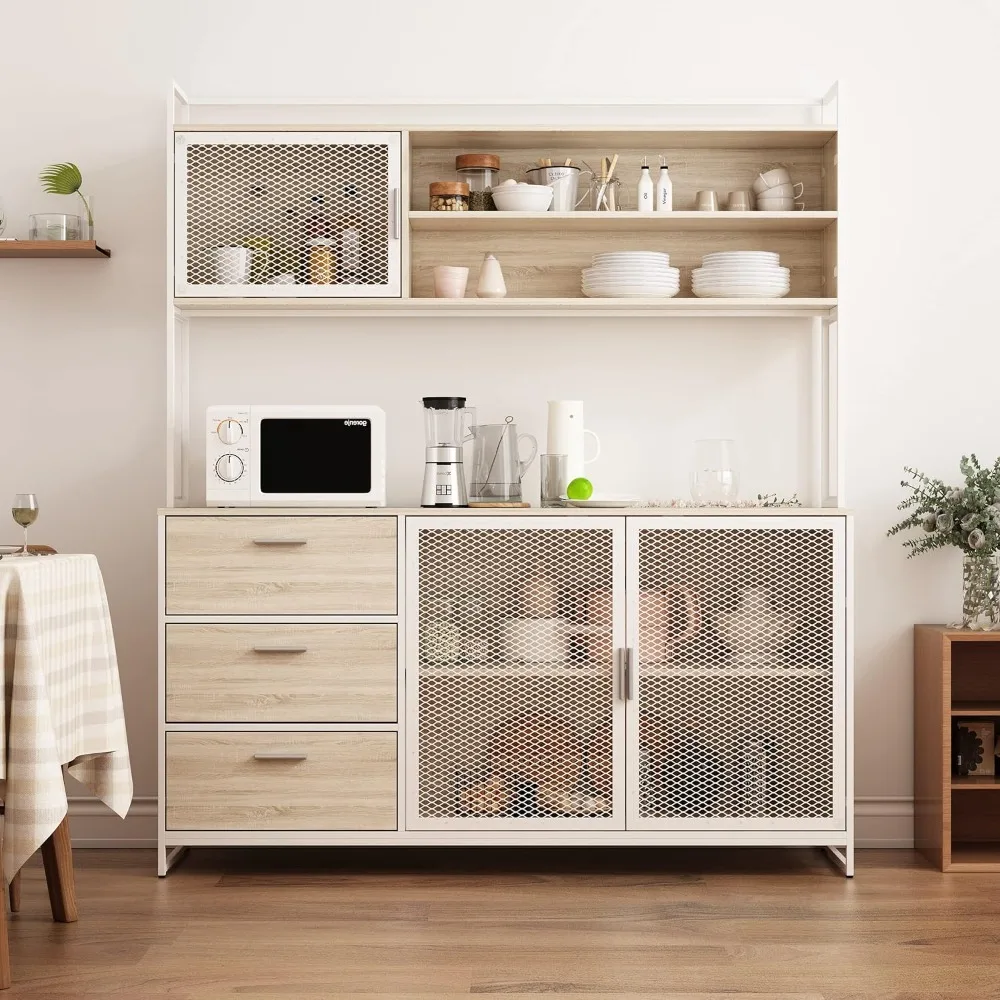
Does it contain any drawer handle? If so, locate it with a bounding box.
[253,752,308,761]
[252,646,308,654]
[252,538,308,546]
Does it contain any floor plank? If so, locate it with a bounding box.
[4,848,999,999]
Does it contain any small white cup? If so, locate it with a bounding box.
[752,167,793,195]
[756,197,805,212]
[760,181,805,199]
[433,265,470,298]
[695,190,719,211]
[215,246,251,284]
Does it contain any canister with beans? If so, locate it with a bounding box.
[456,153,500,211]
[430,181,470,211]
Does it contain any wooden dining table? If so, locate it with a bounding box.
[0,553,132,988]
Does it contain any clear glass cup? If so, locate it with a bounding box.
[690,439,740,503]
[29,214,81,240]
[541,454,569,507]
[10,494,39,556]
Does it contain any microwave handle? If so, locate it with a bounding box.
[252,538,308,546]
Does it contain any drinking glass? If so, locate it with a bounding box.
[689,440,740,503]
[10,494,39,556]
[0,197,7,237]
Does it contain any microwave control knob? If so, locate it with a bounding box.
[215,453,244,483]
[217,419,243,445]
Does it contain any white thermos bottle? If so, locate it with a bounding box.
[655,158,673,211]
[547,400,602,484]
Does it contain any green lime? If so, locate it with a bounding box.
[566,477,594,501]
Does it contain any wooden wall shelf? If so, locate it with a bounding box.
[915,625,1000,871]
[0,240,110,259]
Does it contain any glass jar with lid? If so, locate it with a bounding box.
[455,154,501,211]
[429,181,470,212]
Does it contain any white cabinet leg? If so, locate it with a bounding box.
[824,844,854,877]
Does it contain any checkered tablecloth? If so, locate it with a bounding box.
[0,554,132,880]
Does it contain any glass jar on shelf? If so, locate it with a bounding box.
[429,181,469,212]
[456,154,500,211]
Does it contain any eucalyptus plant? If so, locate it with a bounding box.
[888,455,1000,557]
[38,162,93,232]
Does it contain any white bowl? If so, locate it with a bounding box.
[755,199,797,211]
[752,167,792,195]
[491,184,554,212]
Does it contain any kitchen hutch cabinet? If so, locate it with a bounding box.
[160,87,851,877]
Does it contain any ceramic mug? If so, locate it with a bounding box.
[433,265,470,298]
[215,246,251,284]
[752,166,792,194]
[756,197,806,211]
[695,190,720,211]
[762,181,804,199]
[726,190,753,211]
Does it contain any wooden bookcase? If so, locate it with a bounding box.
[914,625,1000,871]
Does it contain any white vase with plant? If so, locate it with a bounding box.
[888,455,1000,630]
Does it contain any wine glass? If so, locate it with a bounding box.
[11,494,39,556]
[690,440,740,504]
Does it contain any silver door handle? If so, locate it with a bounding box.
[252,538,308,546]
[617,648,628,702]
[253,752,308,761]
[390,187,401,240]
[624,648,635,701]
[252,646,308,654]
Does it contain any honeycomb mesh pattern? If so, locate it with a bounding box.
[636,527,835,820]
[180,139,390,288]
[417,528,615,823]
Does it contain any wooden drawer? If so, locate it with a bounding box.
[165,623,397,723]
[165,516,397,615]
[165,732,396,830]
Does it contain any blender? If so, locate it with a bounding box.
[420,397,475,507]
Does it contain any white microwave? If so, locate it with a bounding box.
[205,404,386,507]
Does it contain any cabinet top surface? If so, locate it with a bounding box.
[914,624,1000,641]
[160,506,851,517]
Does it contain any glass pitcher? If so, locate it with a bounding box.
[469,418,538,501]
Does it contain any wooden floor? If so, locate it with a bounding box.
[4,847,999,998]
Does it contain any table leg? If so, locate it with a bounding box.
[41,817,78,923]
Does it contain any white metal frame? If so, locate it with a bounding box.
[625,515,848,835]
[404,515,627,832]
[173,130,402,298]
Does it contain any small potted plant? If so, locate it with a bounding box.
[39,162,94,240]
[888,455,1000,629]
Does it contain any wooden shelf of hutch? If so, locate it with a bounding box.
[0,240,110,259]
[914,625,1000,871]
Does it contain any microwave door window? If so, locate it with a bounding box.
[259,419,372,494]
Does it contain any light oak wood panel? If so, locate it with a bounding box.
[166,732,396,830]
[165,623,397,722]
[411,229,825,299]
[412,145,829,210]
[822,134,838,212]
[164,515,397,614]
[9,848,1000,998]
[0,240,110,258]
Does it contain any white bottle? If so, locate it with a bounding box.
[655,159,673,212]
[637,159,654,212]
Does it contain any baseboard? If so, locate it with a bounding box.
[65,795,916,851]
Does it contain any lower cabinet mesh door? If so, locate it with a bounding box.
[408,520,623,830]
[628,517,846,830]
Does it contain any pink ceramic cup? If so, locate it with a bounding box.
[433,265,469,298]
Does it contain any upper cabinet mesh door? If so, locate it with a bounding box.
[407,518,624,831]
[627,517,846,831]
[175,131,401,297]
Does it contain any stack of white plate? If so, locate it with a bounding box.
[582,251,680,298]
[692,251,791,298]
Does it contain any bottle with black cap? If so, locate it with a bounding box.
[421,396,475,507]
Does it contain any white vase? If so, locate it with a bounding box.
[476,253,507,298]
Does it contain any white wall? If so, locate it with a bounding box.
[2,0,998,847]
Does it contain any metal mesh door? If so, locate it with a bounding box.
[629,519,844,829]
[409,522,622,829]
[175,131,400,297]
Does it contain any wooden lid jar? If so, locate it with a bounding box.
[429,181,470,211]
